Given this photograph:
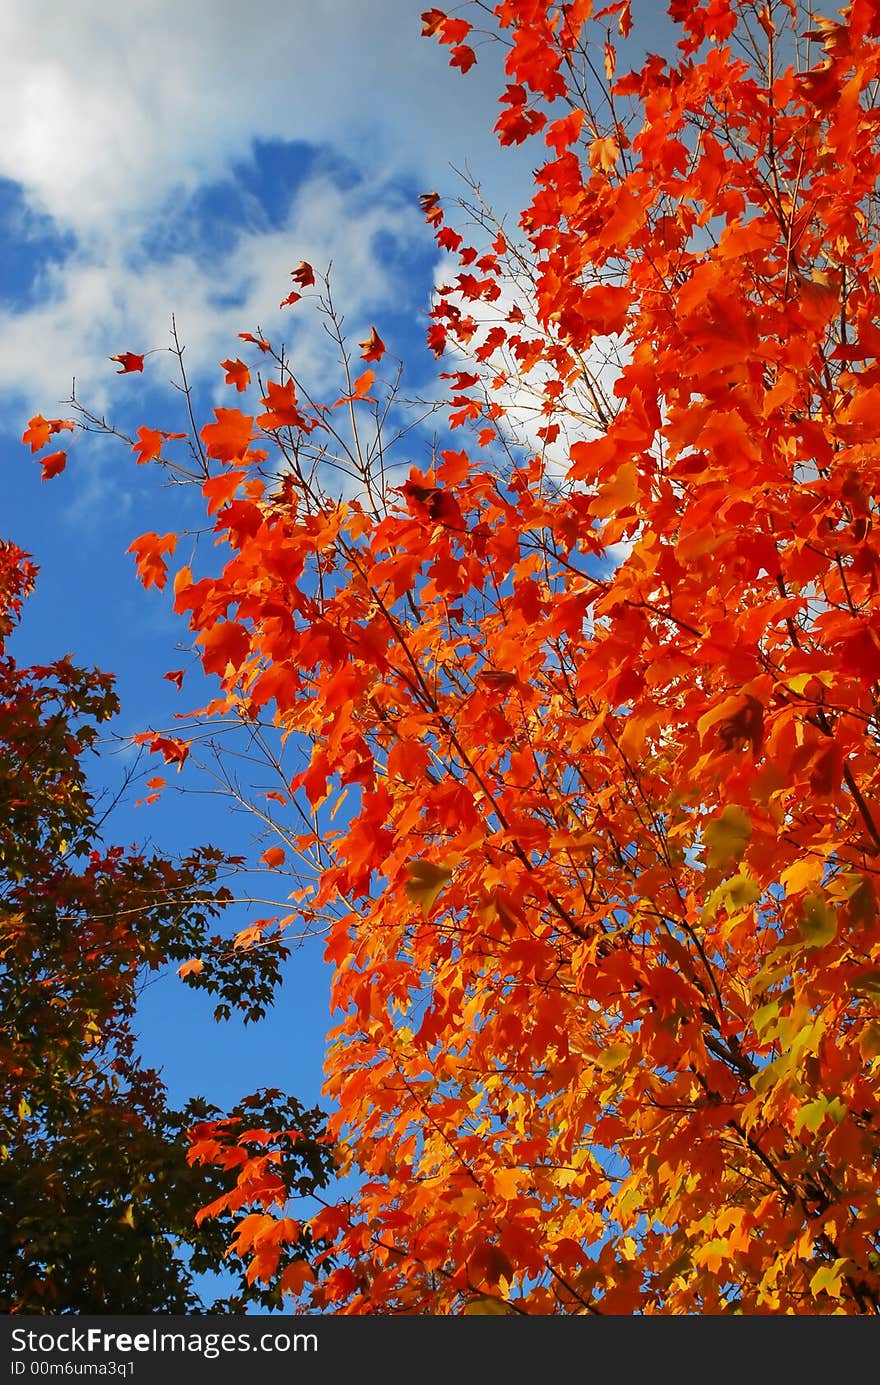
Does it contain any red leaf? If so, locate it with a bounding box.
[198,620,251,678]
[450,43,477,73]
[110,352,144,374]
[421,8,446,36]
[419,191,443,227]
[359,326,386,363]
[291,261,316,288]
[202,468,248,515]
[39,450,67,481]
[239,332,271,353]
[136,733,189,768]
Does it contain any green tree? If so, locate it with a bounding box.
[0,539,334,1312]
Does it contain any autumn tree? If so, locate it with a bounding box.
[33,0,880,1314]
[0,539,334,1313]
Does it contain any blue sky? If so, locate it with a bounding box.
[0,1,542,1127]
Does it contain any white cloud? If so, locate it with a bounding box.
[0,172,427,415]
[0,0,530,239]
[0,0,538,432]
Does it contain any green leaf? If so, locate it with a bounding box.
[798,893,836,949]
[704,805,751,870]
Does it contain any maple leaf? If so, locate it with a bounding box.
[419,191,443,227]
[39,450,67,481]
[201,408,254,463]
[198,620,251,678]
[280,1260,314,1297]
[290,261,316,289]
[403,860,453,917]
[703,805,751,870]
[110,352,144,374]
[260,847,286,869]
[22,415,74,453]
[221,358,251,392]
[421,8,446,37]
[238,332,271,353]
[333,369,375,407]
[589,135,619,173]
[127,532,177,591]
[177,959,204,979]
[258,380,307,432]
[132,427,163,466]
[450,43,477,72]
[359,326,386,362]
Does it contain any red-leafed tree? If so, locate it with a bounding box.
[35,0,880,1313]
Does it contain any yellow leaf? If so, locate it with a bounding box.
[404,859,453,917]
[588,135,619,173]
[463,1295,513,1315]
[798,893,836,949]
[781,856,823,896]
[753,999,781,1041]
[724,873,761,908]
[597,1041,630,1071]
[704,805,751,869]
[810,1261,849,1299]
[694,1238,728,1273]
[795,1098,831,1136]
[591,462,638,518]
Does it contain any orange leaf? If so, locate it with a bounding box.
[23,415,74,453]
[221,357,251,392]
[178,958,205,979]
[201,408,254,463]
[132,427,163,466]
[127,532,177,591]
